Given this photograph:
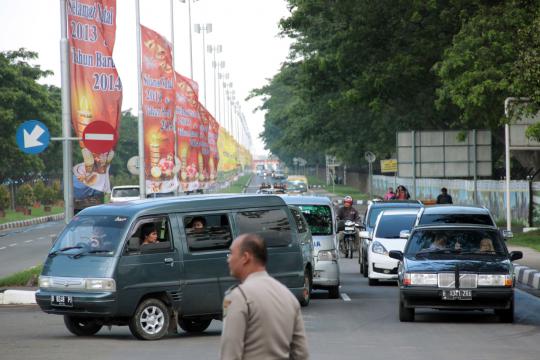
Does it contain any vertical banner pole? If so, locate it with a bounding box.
[202,28,207,106]
[505,124,511,231]
[60,0,73,223]
[187,0,193,78]
[412,130,416,200]
[170,0,178,196]
[136,0,146,198]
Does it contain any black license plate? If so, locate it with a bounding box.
[442,289,472,300]
[51,295,73,307]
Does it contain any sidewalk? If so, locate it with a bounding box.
[0,213,64,231]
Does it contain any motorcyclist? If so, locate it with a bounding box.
[337,196,361,258]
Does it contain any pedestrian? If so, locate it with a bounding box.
[220,233,309,360]
[384,187,396,200]
[436,187,453,204]
[395,185,410,200]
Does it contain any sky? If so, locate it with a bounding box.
[0,0,293,156]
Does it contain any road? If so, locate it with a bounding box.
[1,258,540,360]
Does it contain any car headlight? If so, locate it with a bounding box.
[478,274,512,287]
[318,250,337,261]
[85,278,116,291]
[404,273,438,286]
[371,241,388,255]
[39,276,52,288]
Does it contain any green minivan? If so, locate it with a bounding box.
[36,194,313,340]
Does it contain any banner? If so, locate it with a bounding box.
[68,0,122,201]
[208,114,220,182]
[217,128,238,173]
[174,72,201,191]
[140,25,176,194]
[198,105,212,189]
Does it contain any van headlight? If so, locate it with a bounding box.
[372,241,388,255]
[404,273,438,286]
[478,274,512,287]
[318,250,337,261]
[39,276,52,288]
[85,278,116,291]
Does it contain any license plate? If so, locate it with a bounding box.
[442,289,472,300]
[345,227,355,231]
[51,295,73,307]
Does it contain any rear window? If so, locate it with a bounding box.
[236,209,293,247]
[113,188,140,197]
[419,213,494,226]
[297,205,332,236]
[375,214,417,239]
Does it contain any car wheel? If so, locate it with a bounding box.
[368,277,378,286]
[299,269,312,307]
[178,317,212,333]
[359,261,364,274]
[399,299,415,322]
[64,315,102,336]
[129,298,170,340]
[495,297,514,323]
[362,260,368,278]
[328,286,340,299]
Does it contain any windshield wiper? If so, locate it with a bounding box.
[72,249,112,259]
[48,246,84,258]
[458,250,502,255]
[415,248,454,257]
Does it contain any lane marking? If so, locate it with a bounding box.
[0,246,6,250]
[25,240,33,243]
[38,237,45,240]
[9,243,17,247]
[341,293,351,302]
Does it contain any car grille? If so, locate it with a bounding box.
[437,273,477,288]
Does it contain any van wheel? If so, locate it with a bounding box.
[178,318,212,333]
[64,315,102,336]
[129,298,170,340]
[328,286,340,299]
[299,270,312,307]
[399,300,415,322]
[495,297,514,323]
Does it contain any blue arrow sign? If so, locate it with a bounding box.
[16,120,50,154]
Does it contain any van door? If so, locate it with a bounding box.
[289,207,314,267]
[178,213,233,316]
[116,216,182,316]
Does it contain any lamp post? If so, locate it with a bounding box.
[208,44,222,116]
[218,69,228,126]
[179,0,196,78]
[194,23,212,106]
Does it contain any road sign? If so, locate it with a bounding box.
[381,159,398,173]
[127,156,140,175]
[16,120,50,154]
[82,121,118,153]
[364,151,376,163]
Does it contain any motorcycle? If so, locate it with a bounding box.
[340,220,360,259]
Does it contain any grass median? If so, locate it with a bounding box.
[307,176,368,200]
[0,206,63,225]
[222,174,253,194]
[508,230,540,252]
[0,265,42,288]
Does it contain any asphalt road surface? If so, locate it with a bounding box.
[1,259,540,360]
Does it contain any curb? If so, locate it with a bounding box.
[0,213,64,231]
[514,264,540,289]
[0,290,36,305]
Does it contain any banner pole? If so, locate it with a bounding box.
[136,0,146,199]
[170,0,179,196]
[59,0,73,223]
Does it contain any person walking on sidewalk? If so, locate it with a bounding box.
[436,187,453,204]
[384,187,396,200]
[220,233,309,360]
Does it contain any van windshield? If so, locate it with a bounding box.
[113,188,139,197]
[297,205,332,236]
[287,181,307,191]
[51,215,129,256]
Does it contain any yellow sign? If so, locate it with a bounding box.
[381,159,397,173]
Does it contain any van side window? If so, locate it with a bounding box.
[126,217,172,253]
[290,208,308,233]
[184,214,232,252]
[236,209,293,247]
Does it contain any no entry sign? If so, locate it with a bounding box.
[82,121,118,154]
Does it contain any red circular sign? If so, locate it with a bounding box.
[82,121,118,154]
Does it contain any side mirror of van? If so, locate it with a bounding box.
[389,250,403,261]
[509,251,523,262]
[337,220,345,232]
[399,230,411,239]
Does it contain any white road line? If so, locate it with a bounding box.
[9,243,17,247]
[0,247,6,250]
[341,293,351,302]
[38,237,45,240]
[25,240,33,243]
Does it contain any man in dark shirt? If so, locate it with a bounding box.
[337,196,360,222]
[436,187,453,204]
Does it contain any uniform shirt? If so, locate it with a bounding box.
[337,206,360,222]
[219,271,309,360]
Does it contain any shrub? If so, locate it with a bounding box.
[16,184,34,208]
[33,180,46,203]
[52,180,62,201]
[0,185,10,210]
[42,187,56,206]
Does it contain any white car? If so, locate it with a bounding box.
[364,209,420,286]
[110,185,140,203]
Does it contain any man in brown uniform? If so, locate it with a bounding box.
[220,233,309,360]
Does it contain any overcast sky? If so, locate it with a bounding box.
[0,0,292,156]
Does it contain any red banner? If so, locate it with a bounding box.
[68,0,122,196]
[141,25,176,194]
[208,112,220,182]
[198,105,212,188]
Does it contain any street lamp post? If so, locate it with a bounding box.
[194,23,212,106]
[218,69,227,126]
[208,44,222,116]
[179,0,195,78]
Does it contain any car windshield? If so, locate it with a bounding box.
[405,228,506,256]
[287,181,307,191]
[297,205,332,236]
[375,214,417,238]
[50,215,130,256]
[419,213,494,226]
[113,188,139,197]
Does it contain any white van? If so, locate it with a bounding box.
[110,185,140,203]
[282,195,340,298]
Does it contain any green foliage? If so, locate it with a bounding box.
[16,184,34,207]
[508,230,540,252]
[33,180,46,203]
[0,185,10,210]
[0,265,43,287]
[52,180,62,201]
[41,187,56,206]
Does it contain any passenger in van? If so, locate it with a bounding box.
[479,238,495,252]
[429,234,448,250]
[189,216,206,231]
[140,224,158,245]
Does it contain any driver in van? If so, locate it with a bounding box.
[140,224,158,245]
[89,226,107,249]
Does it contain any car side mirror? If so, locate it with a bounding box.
[359,230,371,239]
[399,230,410,239]
[389,250,403,261]
[337,220,345,232]
[509,251,523,262]
[502,229,513,240]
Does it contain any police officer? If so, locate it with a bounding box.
[220,233,309,360]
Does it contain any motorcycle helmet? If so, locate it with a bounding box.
[343,195,353,205]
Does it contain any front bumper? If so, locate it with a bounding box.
[369,253,399,280]
[36,289,117,316]
[400,287,514,310]
[313,260,339,288]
